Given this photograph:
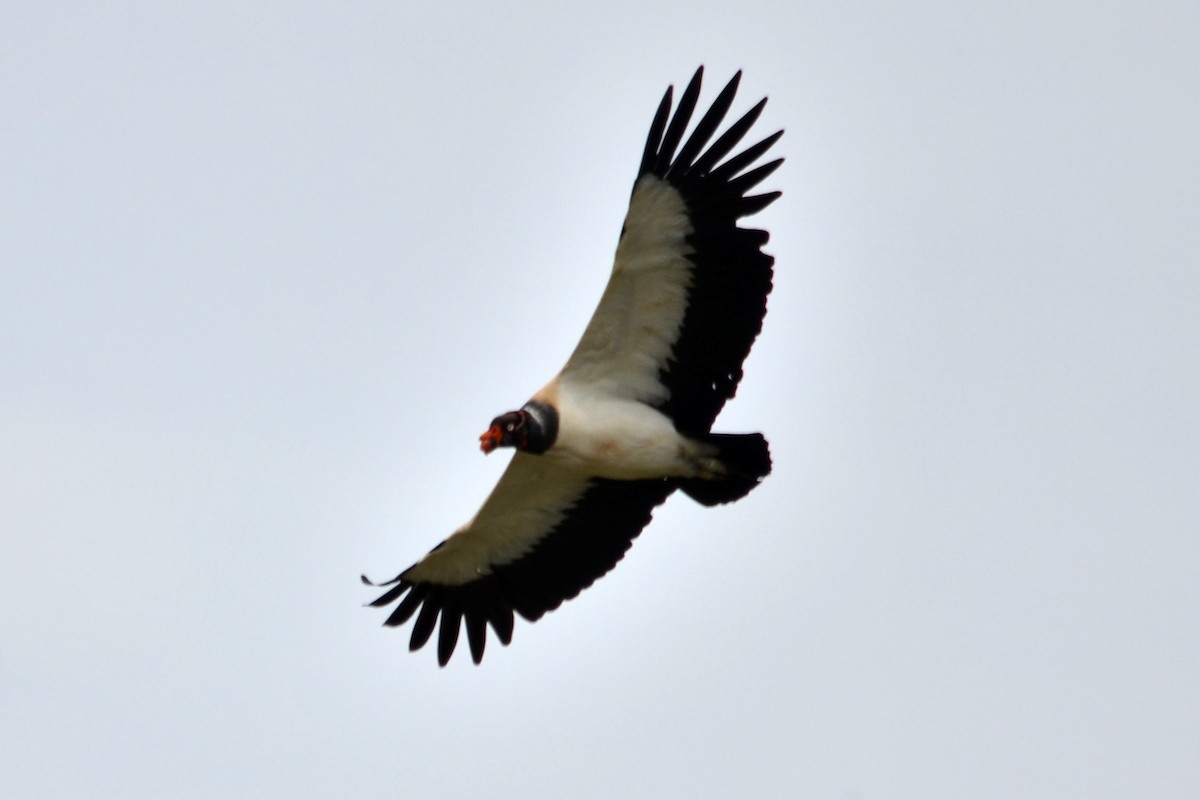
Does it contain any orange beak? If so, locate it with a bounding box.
[479,425,502,454]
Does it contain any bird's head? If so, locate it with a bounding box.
[479,410,529,454]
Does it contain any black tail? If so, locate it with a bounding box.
[680,433,772,507]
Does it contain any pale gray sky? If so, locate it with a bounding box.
[3,2,1198,798]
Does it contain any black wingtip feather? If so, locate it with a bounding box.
[738,191,782,217]
[653,67,704,175]
[638,87,674,179]
[370,581,410,609]
[464,602,488,664]
[361,572,400,587]
[437,596,463,667]
[709,130,785,183]
[726,158,784,197]
[409,599,440,652]
[382,584,425,625]
[487,593,515,645]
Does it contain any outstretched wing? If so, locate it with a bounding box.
[560,67,783,433]
[365,453,677,665]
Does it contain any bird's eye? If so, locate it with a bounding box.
[506,423,515,432]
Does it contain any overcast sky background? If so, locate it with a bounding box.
[3,2,1198,798]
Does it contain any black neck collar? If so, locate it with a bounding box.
[521,400,559,454]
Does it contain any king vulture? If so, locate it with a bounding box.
[365,67,783,665]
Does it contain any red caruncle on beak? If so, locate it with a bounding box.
[479,424,503,454]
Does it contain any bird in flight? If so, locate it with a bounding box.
[365,67,783,665]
